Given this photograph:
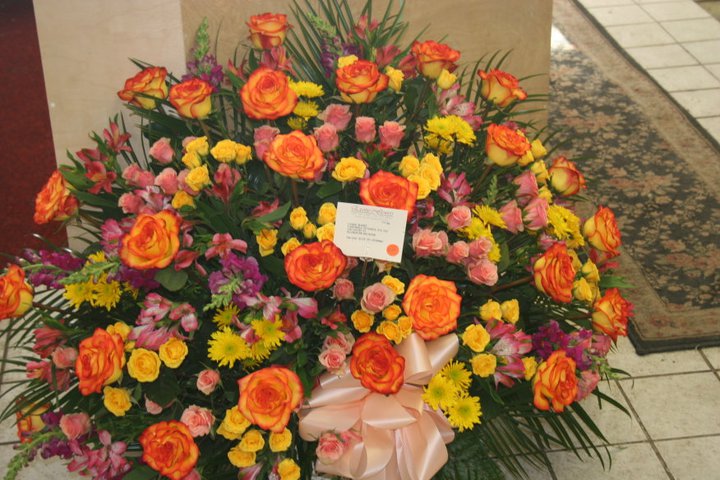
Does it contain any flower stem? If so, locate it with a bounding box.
[491,275,533,293]
[476,163,494,188]
[290,179,300,207]
[198,119,212,139]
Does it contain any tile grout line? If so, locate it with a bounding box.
[0,338,10,387]
[698,349,720,381]
[616,380,677,480]
[616,368,713,381]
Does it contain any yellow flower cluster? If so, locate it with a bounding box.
[547,204,585,248]
[459,209,503,263]
[284,203,338,251]
[422,361,482,431]
[376,313,412,344]
[226,421,295,473]
[398,153,443,200]
[424,115,476,154]
[289,80,325,98]
[208,317,287,368]
[332,156,366,182]
[182,136,209,168]
[63,253,129,310]
[210,139,252,165]
[478,299,519,323]
[573,259,601,304]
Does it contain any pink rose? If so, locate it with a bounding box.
[446,205,472,231]
[318,104,352,131]
[253,125,280,160]
[118,192,143,214]
[537,233,558,251]
[196,369,221,395]
[51,346,78,369]
[591,333,612,357]
[523,197,549,231]
[316,432,346,464]
[332,278,355,300]
[467,258,498,286]
[513,170,538,206]
[318,345,347,374]
[360,282,396,313]
[145,396,164,415]
[354,116,376,143]
[468,237,493,259]
[575,370,601,402]
[180,405,215,437]
[181,470,201,480]
[149,137,175,164]
[499,200,524,233]
[59,413,91,440]
[154,167,179,195]
[122,164,155,188]
[314,123,340,153]
[322,332,355,354]
[446,241,470,265]
[412,229,449,257]
[378,121,405,149]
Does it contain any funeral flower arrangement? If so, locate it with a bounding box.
[1,2,633,479]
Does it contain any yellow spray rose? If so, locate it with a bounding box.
[158,337,188,368]
[185,165,211,192]
[256,229,278,257]
[172,191,195,210]
[316,223,335,242]
[103,386,132,416]
[479,300,502,322]
[500,299,520,324]
[317,202,337,225]
[351,310,374,333]
[228,445,256,468]
[127,348,161,382]
[239,429,265,453]
[289,207,309,230]
[269,429,293,452]
[281,238,301,256]
[471,353,497,378]
[332,157,366,182]
[381,275,405,295]
[462,324,491,352]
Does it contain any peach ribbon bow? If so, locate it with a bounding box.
[299,333,458,480]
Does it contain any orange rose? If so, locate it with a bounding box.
[16,402,48,444]
[485,123,531,167]
[402,274,462,340]
[120,211,181,270]
[478,69,528,107]
[237,367,303,433]
[248,13,290,49]
[0,265,33,320]
[169,78,213,119]
[335,59,389,103]
[140,420,199,480]
[411,40,460,79]
[548,156,586,197]
[75,328,126,395]
[533,350,578,413]
[583,206,622,257]
[264,130,325,180]
[34,170,79,224]
[117,66,168,109]
[350,332,405,394]
[359,170,418,221]
[285,241,347,292]
[592,288,632,341]
[240,67,298,120]
[533,243,576,304]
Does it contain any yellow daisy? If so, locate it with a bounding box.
[208,327,251,368]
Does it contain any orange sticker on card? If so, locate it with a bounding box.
[333,202,407,262]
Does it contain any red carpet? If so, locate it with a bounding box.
[0,0,67,267]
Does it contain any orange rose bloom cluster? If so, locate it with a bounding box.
[485,123,531,167]
[0,265,33,320]
[285,241,347,292]
[117,66,168,109]
[248,13,290,49]
[16,403,48,444]
[533,243,577,304]
[140,421,199,480]
[478,69,528,107]
[264,130,325,180]
[402,274,462,340]
[34,170,79,224]
[169,78,213,119]
[583,206,622,257]
[75,328,126,395]
[335,59,389,104]
[238,367,303,432]
[120,211,181,270]
[592,288,633,341]
[411,40,460,79]
[533,350,578,413]
[548,156,586,197]
[241,67,298,120]
[359,170,418,221]
[350,333,406,395]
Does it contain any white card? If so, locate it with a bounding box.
[333,202,407,262]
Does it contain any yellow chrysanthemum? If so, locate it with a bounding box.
[289,81,325,98]
[547,204,585,248]
[440,361,472,391]
[208,327,251,368]
[64,282,94,309]
[214,304,239,327]
[422,374,457,411]
[474,205,507,229]
[250,340,271,362]
[459,217,491,240]
[252,317,285,349]
[86,251,107,264]
[447,395,482,431]
[449,115,476,145]
[90,275,122,310]
[287,117,307,131]
[293,101,320,119]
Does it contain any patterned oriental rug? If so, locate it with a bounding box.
[551,0,720,354]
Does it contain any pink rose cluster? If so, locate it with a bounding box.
[316,430,362,465]
[26,326,78,392]
[318,332,355,375]
[446,236,498,287]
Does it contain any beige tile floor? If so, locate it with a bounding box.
[578,0,720,144]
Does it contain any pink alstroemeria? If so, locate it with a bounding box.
[169,303,199,332]
[437,172,472,206]
[485,320,533,388]
[260,46,295,75]
[103,122,132,154]
[211,164,242,203]
[85,161,117,194]
[205,233,248,260]
[438,84,483,130]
